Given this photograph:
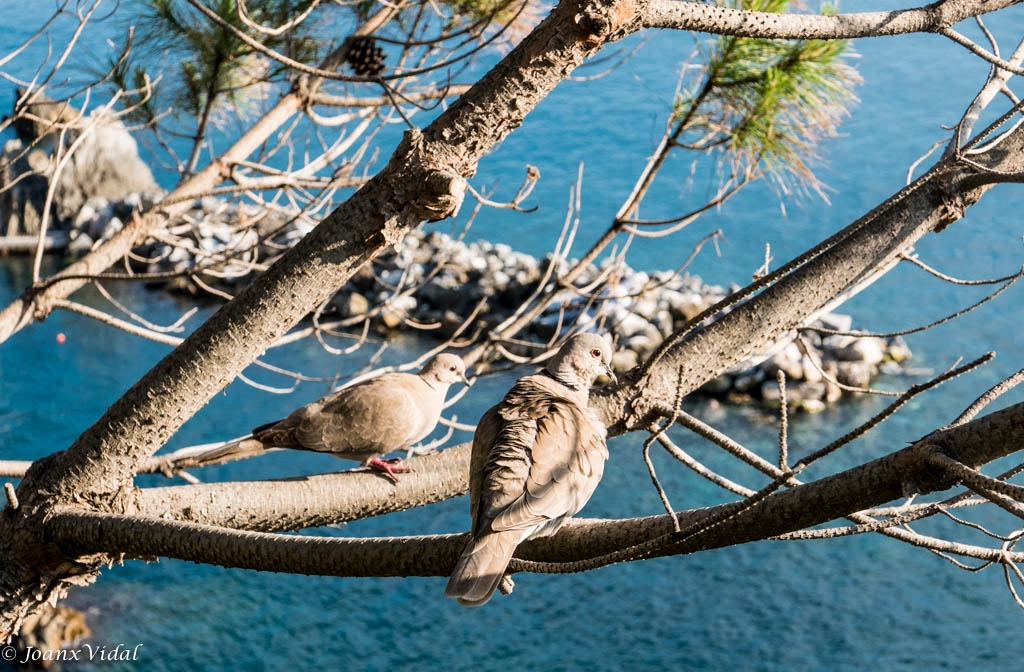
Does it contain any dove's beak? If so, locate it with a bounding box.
[602,361,618,385]
[460,372,472,386]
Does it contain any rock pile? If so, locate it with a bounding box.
[131,204,913,411]
[7,184,913,411]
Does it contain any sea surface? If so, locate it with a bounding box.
[2,1,1024,671]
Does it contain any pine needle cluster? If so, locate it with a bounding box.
[675,0,861,196]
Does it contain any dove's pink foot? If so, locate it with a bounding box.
[367,456,410,483]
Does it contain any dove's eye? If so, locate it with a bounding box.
[591,348,601,358]
[449,366,457,371]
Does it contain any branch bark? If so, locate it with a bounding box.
[641,0,1018,38]
[132,444,473,531]
[593,117,1024,434]
[46,402,1024,577]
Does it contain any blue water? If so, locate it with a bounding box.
[3,2,1024,670]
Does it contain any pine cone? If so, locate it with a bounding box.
[346,36,386,77]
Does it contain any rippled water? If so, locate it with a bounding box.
[3,2,1024,671]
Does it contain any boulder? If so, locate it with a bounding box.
[0,140,50,236]
[836,360,874,389]
[836,336,887,366]
[886,335,913,363]
[2,92,161,239]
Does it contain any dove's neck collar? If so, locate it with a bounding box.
[540,367,586,392]
[420,375,447,393]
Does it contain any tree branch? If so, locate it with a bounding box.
[47,403,1024,576]
[46,508,467,577]
[641,0,1019,39]
[132,444,472,531]
[593,118,1024,433]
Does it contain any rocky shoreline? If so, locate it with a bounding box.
[3,184,913,412]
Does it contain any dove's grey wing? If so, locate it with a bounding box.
[489,397,605,538]
[253,375,422,461]
[468,405,502,536]
[448,374,607,606]
[297,376,423,457]
[447,402,536,605]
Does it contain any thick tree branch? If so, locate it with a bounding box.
[132,444,472,531]
[593,119,1024,433]
[641,0,1019,38]
[46,509,466,577]
[47,403,1024,576]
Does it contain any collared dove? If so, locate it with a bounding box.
[445,333,615,606]
[195,353,469,482]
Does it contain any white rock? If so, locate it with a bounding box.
[625,332,659,359]
[616,313,653,338]
[816,312,854,333]
[654,310,675,338]
[632,297,659,321]
[837,337,887,366]
[768,342,804,380]
[836,361,873,388]
[801,348,824,383]
[612,349,639,372]
[801,399,827,413]
[666,292,706,321]
[490,270,511,291]
[886,336,913,363]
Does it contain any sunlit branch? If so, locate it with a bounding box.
[642,0,1016,42]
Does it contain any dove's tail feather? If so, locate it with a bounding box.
[161,435,268,470]
[445,530,521,607]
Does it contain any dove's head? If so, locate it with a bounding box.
[546,333,616,390]
[420,353,470,388]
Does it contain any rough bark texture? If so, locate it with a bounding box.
[641,0,1018,38]
[45,402,1024,576]
[133,445,473,531]
[593,122,1024,434]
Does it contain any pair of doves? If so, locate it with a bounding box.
[200,333,615,607]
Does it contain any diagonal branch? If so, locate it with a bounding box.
[593,116,1024,433]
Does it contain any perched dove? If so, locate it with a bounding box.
[196,353,469,482]
[445,333,615,606]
